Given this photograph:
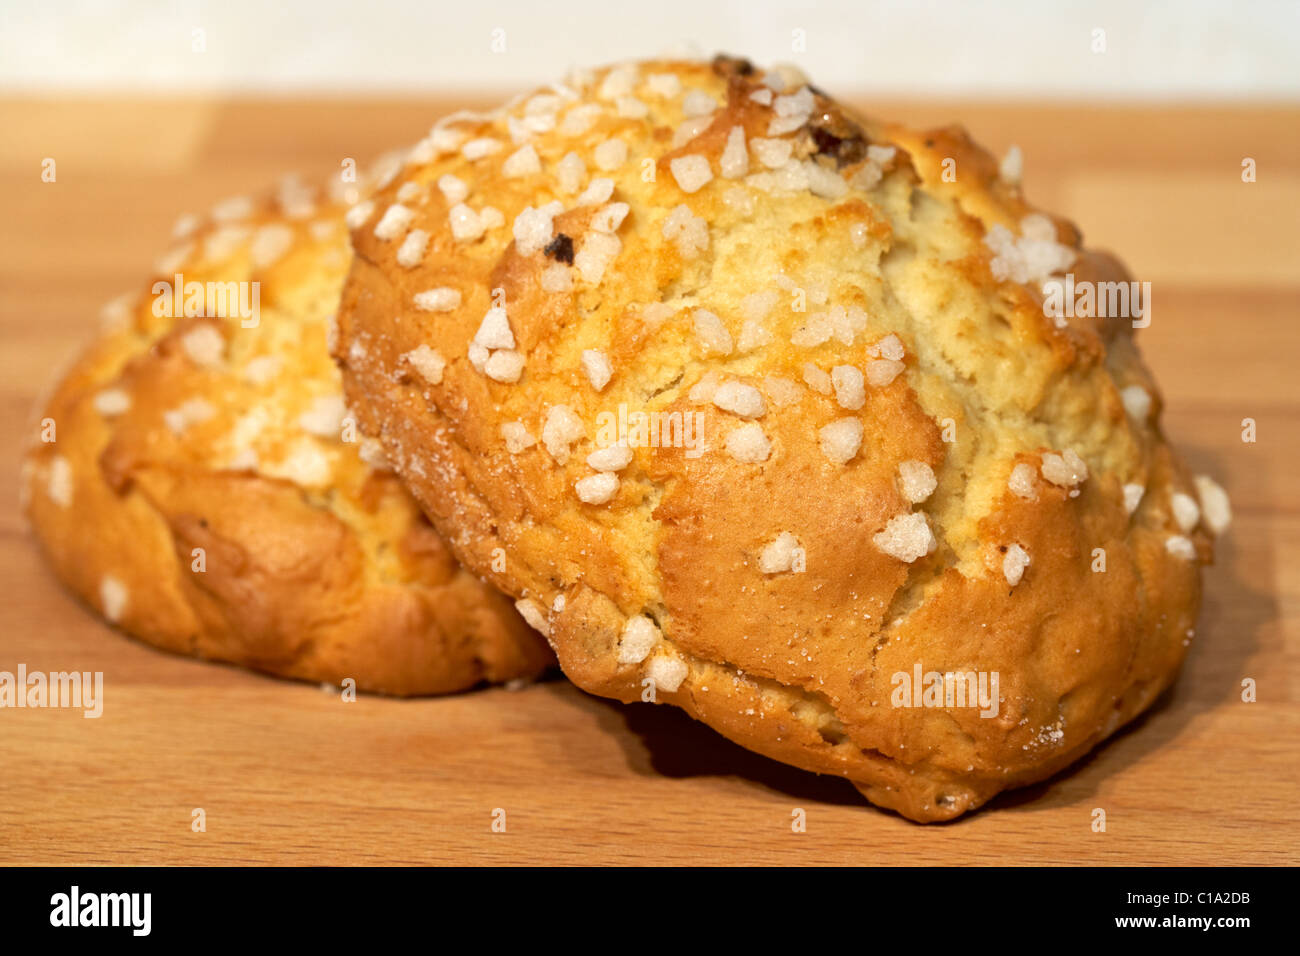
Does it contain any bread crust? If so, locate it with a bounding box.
[23,175,552,695]
[335,56,1218,816]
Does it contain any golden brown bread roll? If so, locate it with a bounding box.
[333,55,1231,817]
[22,170,553,695]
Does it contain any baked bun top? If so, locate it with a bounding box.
[24,168,552,695]
[335,55,1230,816]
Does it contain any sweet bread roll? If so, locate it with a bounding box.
[23,170,553,695]
[333,56,1231,816]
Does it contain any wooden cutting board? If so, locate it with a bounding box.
[1,97,1296,865]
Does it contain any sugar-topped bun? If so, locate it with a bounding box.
[335,56,1230,817]
[23,171,552,695]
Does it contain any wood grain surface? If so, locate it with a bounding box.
[0,97,1296,865]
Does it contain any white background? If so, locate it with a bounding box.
[1,0,1298,99]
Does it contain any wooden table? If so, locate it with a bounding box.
[1,98,1296,865]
